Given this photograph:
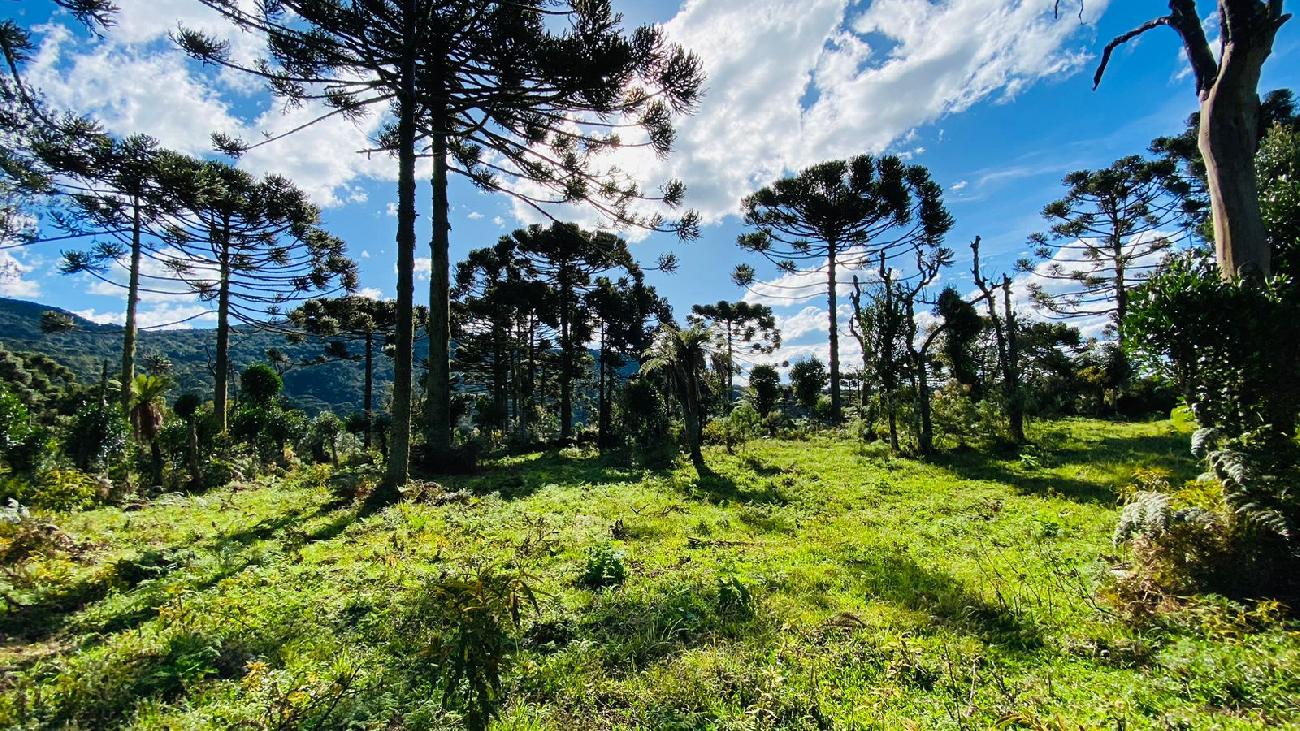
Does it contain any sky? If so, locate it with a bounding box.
[4,0,1299,373]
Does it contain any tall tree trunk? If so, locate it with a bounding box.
[1200,44,1271,280]
[213,217,231,433]
[597,323,610,449]
[380,6,418,495]
[559,281,573,441]
[725,321,735,413]
[120,197,142,415]
[426,113,453,458]
[1002,276,1026,444]
[826,243,841,423]
[363,331,374,449]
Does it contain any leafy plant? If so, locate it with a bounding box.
[580,543,628,589]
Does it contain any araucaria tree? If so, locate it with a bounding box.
[689,301,780,413]
[736,155,953,423]
[288,296,400,448]
[587,271,671,448]
[160,160,357,431]
[47,134,178,415]
[1020,156,1192,349]
[511,222,636,442]
[1090,0,1291,279]
[180,1,703,490]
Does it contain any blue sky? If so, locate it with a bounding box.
[5,0,1299,370]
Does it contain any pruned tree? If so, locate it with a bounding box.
[896,246,961,455]
[747,364,782,417]
[288,296,400,448]
[689,301,780,413]
[735,155,953,423]
[849,259,908,450]
[789,356,828,415]
[1088,0,1291,279]
[158,159,357,431]
[1020,156,1191,349]
[971,237,1026,444]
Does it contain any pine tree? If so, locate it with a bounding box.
[735,155,952,424]
[1020,155,1191,350]
[158,158,357,431]
[689,301,780,413]
[178,0,703,492]
[510,222,637,441]
[288,296,401,448]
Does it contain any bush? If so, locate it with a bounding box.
[394,568,536,731]
[580,543,627,589]
[239,364,283,405]
[64,401,129,473]
[1,467,103,512]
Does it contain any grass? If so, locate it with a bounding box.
[2,418,1298,729]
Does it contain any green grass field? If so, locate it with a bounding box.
[3,418,1298,729]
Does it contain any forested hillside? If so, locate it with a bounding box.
[0,298,408,414]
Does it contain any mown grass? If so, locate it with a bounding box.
[2,418,1297,729]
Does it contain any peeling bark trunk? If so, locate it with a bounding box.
[826,242,842,423]
[120,197,142,415]
[380,4,418,495]
[1200,60,1270,279]
[426,117,453,457]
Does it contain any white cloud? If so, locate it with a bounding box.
[385,203,399,217]
[467,211,484,220]
[515,0,1108,232]
[73,302,216,330]
[355,287,387,300]
[0,251,42,298]
[951,179,969,191]
[28,11,392,209]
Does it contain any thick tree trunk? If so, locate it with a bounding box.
[213,219,231,433]
[380,10,418,495]
[559,281,574,441]
[1002,277,1026,444]
[826,245,841,423]
[120,198,142,415]
[363,331,374,449]
[724,321,735,413]
[683,368,704,470]
[426,118,453,457]
[1200,44,1271,280]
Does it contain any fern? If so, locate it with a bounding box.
[1190,427,1220,459]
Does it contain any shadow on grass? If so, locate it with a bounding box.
[845,551,1043,652]
[932,428,1197,505]
[452,449,664,501]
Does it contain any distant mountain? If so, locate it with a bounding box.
[0,297,413,414]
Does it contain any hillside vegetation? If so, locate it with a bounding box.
[3,419,1296,729]
[0,297,410,415]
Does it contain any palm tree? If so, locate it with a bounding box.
[641,324,712,472]
[130,374,169,488]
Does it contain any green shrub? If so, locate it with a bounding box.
[394,568,536,731]
[1,467,102,512]
[580,543,628,589]
[64,401,129,473]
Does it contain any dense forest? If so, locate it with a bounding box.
[1,1,1299,729]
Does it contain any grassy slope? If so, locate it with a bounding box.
[2,419,1297,729]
